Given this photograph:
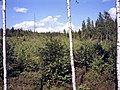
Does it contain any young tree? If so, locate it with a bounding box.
[91,20,95,39]
[95,12,105,42]
[75,43,95,72]
[103,11,115,41]
[86,17,92,39]
[0,39,21,78]
[78,29,81,40]
[40,39,71,89]
[81,20,87,39]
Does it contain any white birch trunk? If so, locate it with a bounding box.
[2,0,7,90]
[67,0,76,90]
[116,0,120,89]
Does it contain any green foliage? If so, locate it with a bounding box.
[6,40,21,77]
[0,39,21,78]
[95,11,116,42]
[80,11,116,42]
[81,20,87,39]
[78,29,81,40]
[75,41,116,89]
[86,17,92,39]
[78,84,90,90]
[40,39,71,88]
[14,40,41,72]
[75,42,95,71]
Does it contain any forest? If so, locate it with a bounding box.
[0,11,117,90]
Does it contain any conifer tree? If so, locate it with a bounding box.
[81,20,87,39]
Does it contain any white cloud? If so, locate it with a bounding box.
[13,15,77,33]
[62,22,75,31]
[14,7,28,13]
[13,21,34,30]
[108,7,116,19]
[41,16,57,23]
[102,0,111,2]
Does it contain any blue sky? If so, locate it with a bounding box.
[0,0,116,32]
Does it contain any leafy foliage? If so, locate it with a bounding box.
[0,39,21,78]
[78,84,90,90]
[40,39,71,88]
